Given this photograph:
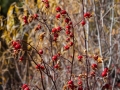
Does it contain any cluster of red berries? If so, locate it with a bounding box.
[101,67,108,77]
[42,0,49,8]
[55,6,66,19]
[22,14,39,24]
[55,6,74,50]
[12,40,21,50]
[22,16,28,24]
[78,80,83,90]
[80,12,91,26]
[22,84,30,90]
[67,80,75,89]
[35,64,45,70]
[52,53,61,69]
[67,80,83,90]
[51,26,62,41]
[89,63,97,77]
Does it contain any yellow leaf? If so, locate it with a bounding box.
[97,57,103,63]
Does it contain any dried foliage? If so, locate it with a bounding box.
[0,0,120,90]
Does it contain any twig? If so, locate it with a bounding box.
[27,52,45,90]
[92,0,104,70]
[108,0,114,68]
[112,67,116,90]
[26,43,58,90]
[81,0,90,89]
[14,56,24,84]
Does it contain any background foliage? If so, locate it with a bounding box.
[0,0,120,90]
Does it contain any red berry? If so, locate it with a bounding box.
[67,80,74,89]
[54,33,59,38]
[22,84,28,89]
[90,71,95,76]
[56,26,62,32]
[45,3,49,8]
[65,18,70,23]
[68,80,74,85]
[23,19,28,24]
[44,0,49,3]
[22,16,27,20]
[53,37,57,41]
[66,25,71,29]
[36,64,41,69]
[64,45,69,50]
[15,44,21,50]
[93,55,98,60]
[35,27,39,31]
[56,6,61,12]
[37,24,41,29]
[56,13,60,19]
[40,65,45,70]
[33,14,38,19]
[54,64,59,69]
[78,55,83,61]
[70,32,74,37]
[39,49,43,54]
[52,55,58,61]
[66,29,70,35]
[36,64,44,70]
[80,20,86,26]
[24,87,30,90]
[69,21,73,25]
[104,67,108,72]
[19,56,23,61]
[69,42,73,46]
[12,41,18,47]
[103,84,110,89]
[66,37,70,42]
[91,63,97,69]
[61,10,67,15]
[52,28,57,33]
[84,12,91,18]
[78,87,83,90]
[101,71,107,77]
[78,81,82,85]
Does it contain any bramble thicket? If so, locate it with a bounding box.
[0,0,120,90]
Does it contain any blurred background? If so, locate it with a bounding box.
[0,0,19,16]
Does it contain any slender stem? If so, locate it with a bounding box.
[112,67,116,90]
[39,69,46,90]
[14,56,24,84]
[84,0,89,52]
[81,0,89,89]
[92,0,104,70]
[67,14,75,80]
[28,52,45,90]
[108,0,114,68]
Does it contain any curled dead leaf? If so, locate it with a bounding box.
[39,32,46,41]
[97,57,103,63]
